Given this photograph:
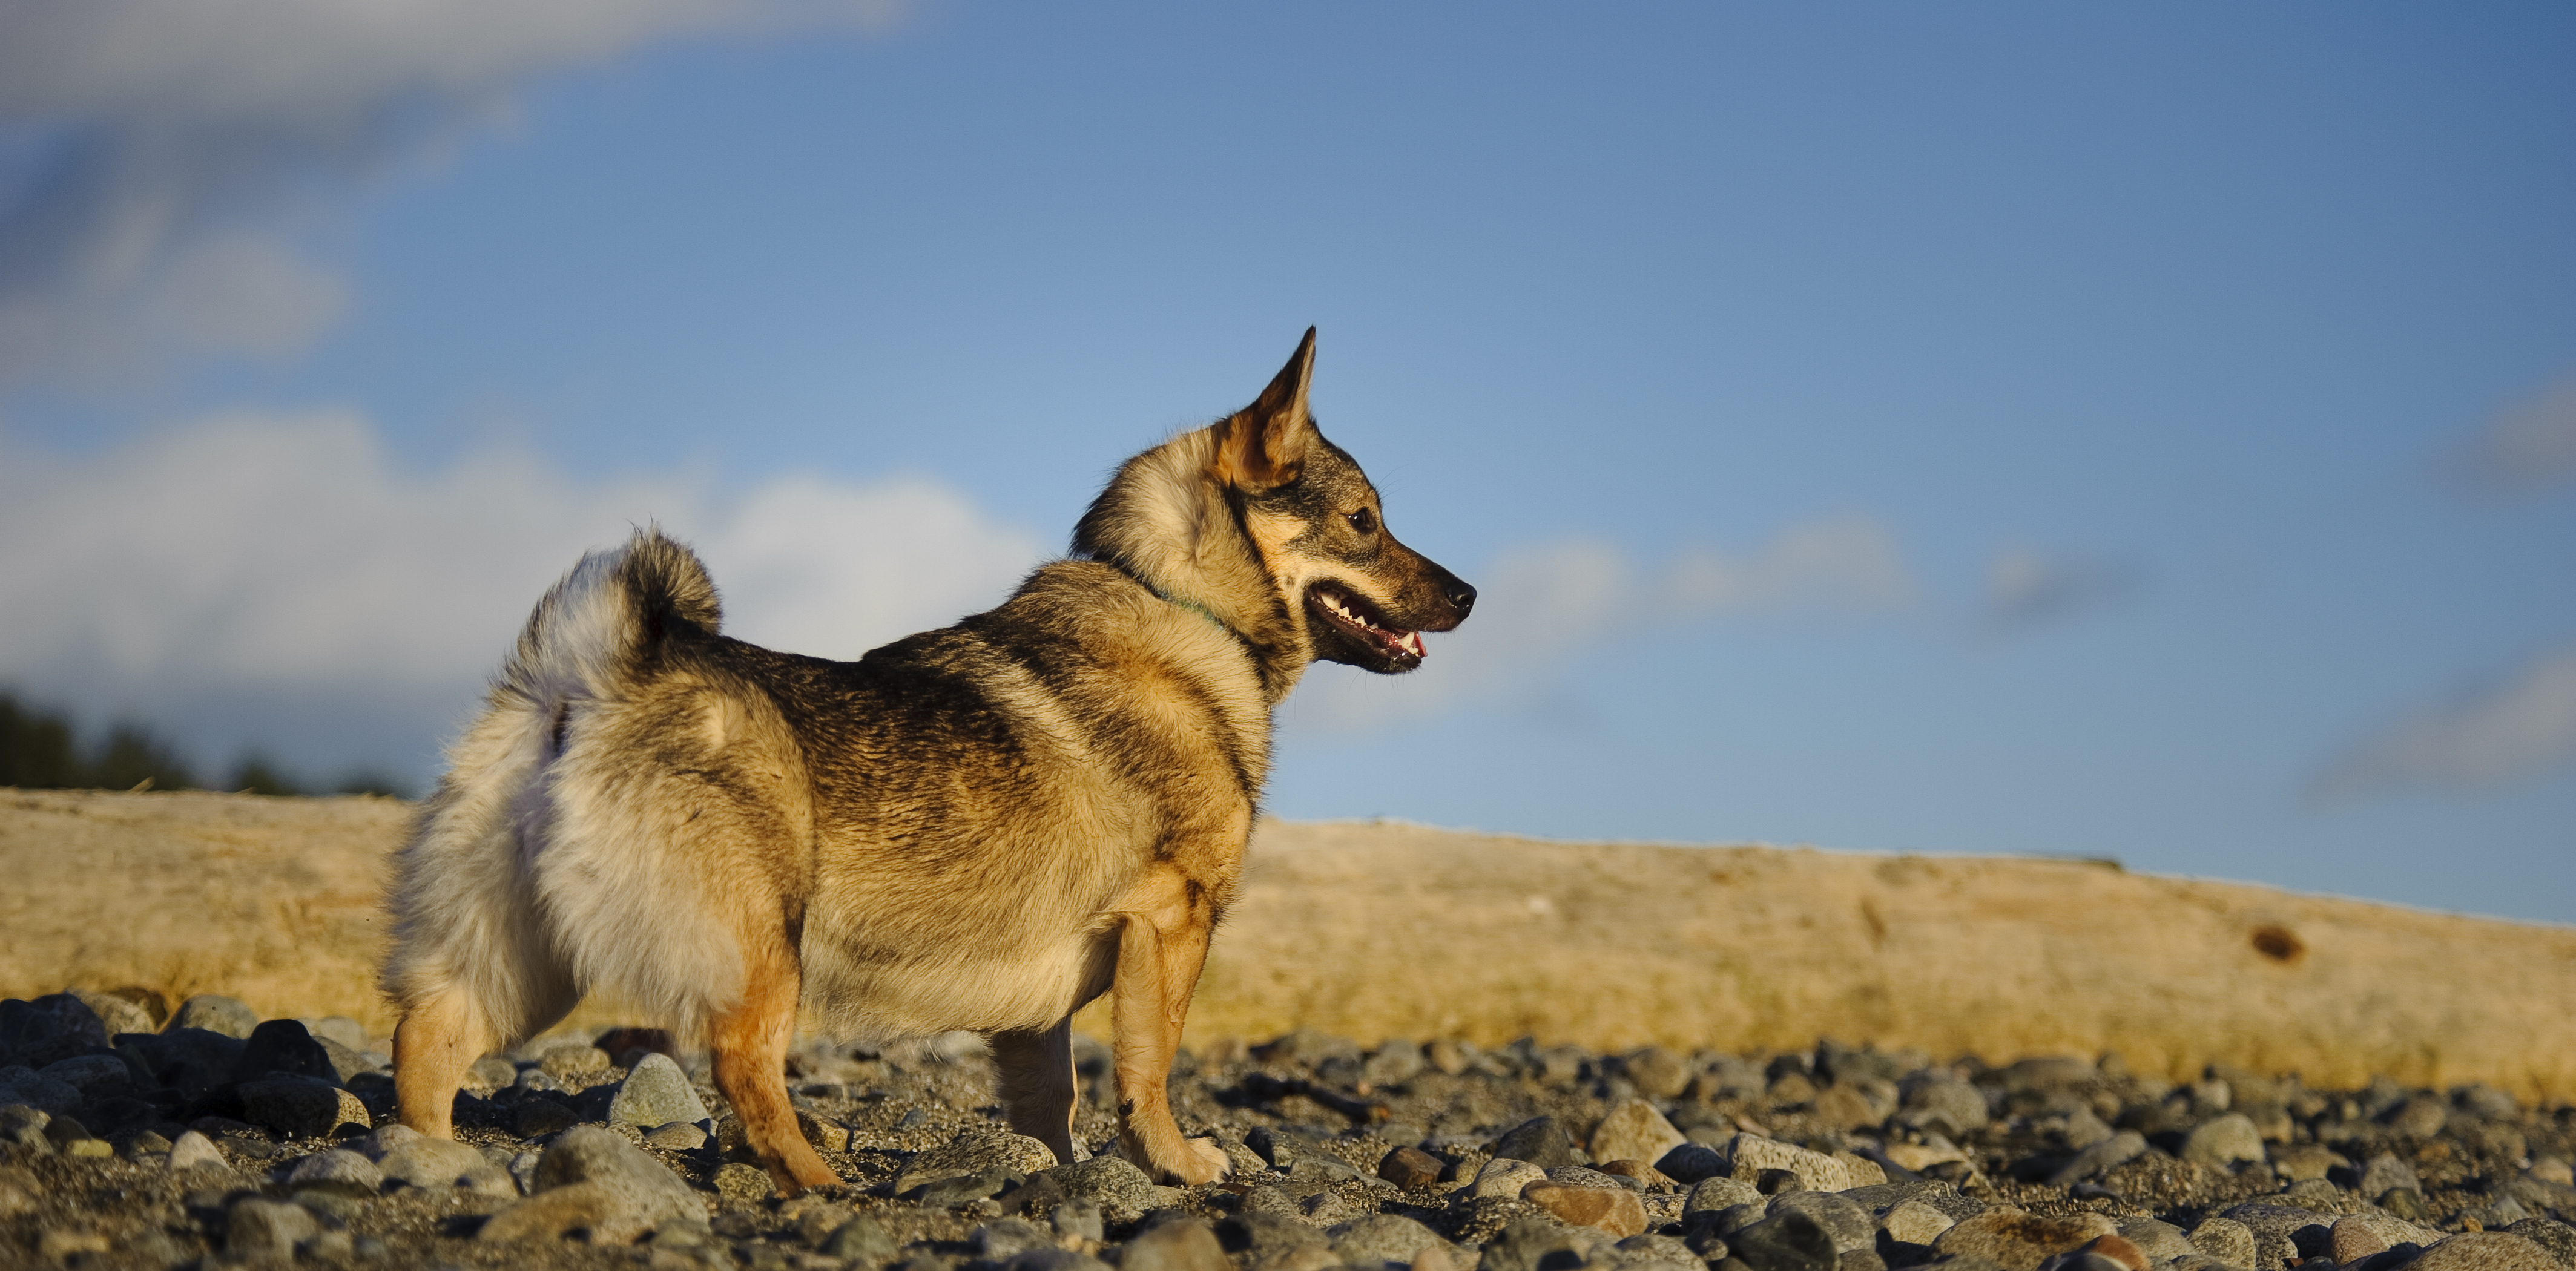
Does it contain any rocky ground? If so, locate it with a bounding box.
[4,988,2572,1271]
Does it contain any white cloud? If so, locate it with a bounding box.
[1287,515,1918,732]
[0,0,901,385]
[2311,643,2576,799]
[2459,377,2576,494]
[1981,547,2144,631]
[0,409,1043,778]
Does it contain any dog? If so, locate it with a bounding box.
[380,329,1474,1195]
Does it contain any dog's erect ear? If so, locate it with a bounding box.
[1211,327,1317,492]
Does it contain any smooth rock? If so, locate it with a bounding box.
[1931,1208,2118,1271]
[1715,1133,1855,1192]
[1380,1145,1444,1188]
[2219,1202,2331,1267]
[604,1053,708,1129]
[2179,1114,2265,1169]
[2111,1219,2192,1265]
[2268,1143,2342,1183]
[231,1019,337,1084]
[67,990,153,1040]
[897,1129,1060,1195]
[711,1161,772,1201]
[1724,1209,1836,1271]
[1219,1209,1332,1263]
[1471,1157,1550,1201]
[286,1148,384,1197]
[0,1070,79,1116]
[1046,1153,1158,1221]
[0,1103,50,1152]
[1052,1198,1105,1241]
[170,996,259,1040]
[1897,1073,1990,1136]
[1475,1216,1610,1271]
[1879,1200,1955,1246]
[36,1054,130,1092]
[226,1197,318,1261]
[2184,1217,2255,1267]
[921,1166,1026,1208]
[1589,1099,1687,1168]
[2359,1152,2422,1198]
[2505,1218,2576,1267]
[973,1217,1053,1261]
[237,1079,369,1138]
[165,1129,225,1172]
[1329,1214,1449,1269]
[372,1131,513,1193]
[1765,1191,1872,1254]
[2329,1211,2440,1263]
[2067,1235,2146,1270]
[1685,1174,1762,1214]
[2406,1231,2558,1270]
[1007,1250,1115,1271]
[1620,1047,1693,1100]
[481,1124,705,1244]
[1522,1181,1647,1237]
[1488,1116,1586,1169]
[1118,1214,1226,1271]
[2046,1130,2146,1187]
[642,1121,706,1151]
[822,1215,900,1263]
[1658,1141,1725,1184]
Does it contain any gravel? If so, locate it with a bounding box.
[2,993,2575,1269]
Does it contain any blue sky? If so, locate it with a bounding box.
[3,2,2572,921]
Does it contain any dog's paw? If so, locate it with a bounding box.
[1165,1135,1232,1186]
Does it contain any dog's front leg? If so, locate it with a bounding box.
[988,1020,1077,1164]
[1110,865,1230,1184]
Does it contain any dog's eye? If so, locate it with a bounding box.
[1346,508,1377,536]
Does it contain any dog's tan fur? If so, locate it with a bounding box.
[380,330,1472,1194]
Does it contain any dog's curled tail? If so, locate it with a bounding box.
[499,526,722,712]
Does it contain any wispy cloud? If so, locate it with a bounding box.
[2456,376,2576,495]
[1288,515,1919,732]
[1980,547,2145,632]
[2310,643,2576,800]
[0,0,901,387]
[0,409,1041,778]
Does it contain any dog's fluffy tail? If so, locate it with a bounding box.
[502,526,722,714]
[381,527,723,1048]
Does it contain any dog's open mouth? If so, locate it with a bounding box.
[1306,582,1425,665]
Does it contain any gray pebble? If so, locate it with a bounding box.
[225,1197,318,1261]
[170,996,259,1040]
[2180,1114,2265,1168]
[1327,1213,1448,1269]
[2047,1129,2146,1187]
[1045,1152,1157,1221]
[1764,1191,1874,1255]
[1126,1217,1231,1271]
[285,1148,383,1197]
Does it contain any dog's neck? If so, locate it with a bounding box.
[1070,427,1310,704]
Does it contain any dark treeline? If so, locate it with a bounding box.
[0,692,407,797]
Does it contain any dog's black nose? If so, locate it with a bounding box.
[1448,579,1477,616]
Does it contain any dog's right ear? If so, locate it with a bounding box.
[1211,327,1317,492]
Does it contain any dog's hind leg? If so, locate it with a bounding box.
[988,1020,1077,1165]
[710,934,840,1197]
[1109,864,1231,1184]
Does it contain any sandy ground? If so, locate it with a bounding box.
[5,789,2571,1100]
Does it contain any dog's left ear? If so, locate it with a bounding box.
[1212,327,1317,492]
